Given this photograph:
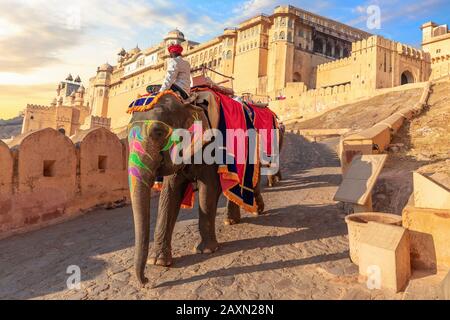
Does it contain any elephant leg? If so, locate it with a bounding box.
[276,170,282,182]
[254,170,265,215]
[267,174,275,187]
[224,200,241,225]
[149,173,189,267]
[195,165,221,254]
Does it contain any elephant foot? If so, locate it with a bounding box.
[148,248,173,267]
[194,240,219,254]
[255,197,265,215]
[224,217,240,225]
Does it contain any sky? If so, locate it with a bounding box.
[0,0,449,119]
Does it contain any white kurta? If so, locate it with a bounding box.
[160,56,192,95]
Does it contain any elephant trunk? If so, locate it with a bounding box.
[130,176,155,285]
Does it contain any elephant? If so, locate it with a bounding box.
[127,92,266,285]
[267,122,285,187]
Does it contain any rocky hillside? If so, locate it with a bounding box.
[373,79,450,214]
[287,80,449,214]
[287,87,423,131]
[0,116,23,139]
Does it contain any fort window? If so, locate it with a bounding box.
[279,31,285,40]
[43,160,56,177]
[287,32,292,42]
[98,155,108,173]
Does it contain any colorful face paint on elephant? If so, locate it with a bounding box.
[128,120,177,194]
[128,125,151,194]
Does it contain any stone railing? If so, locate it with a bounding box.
[338,81,433,173]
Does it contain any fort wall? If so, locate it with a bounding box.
[270,36,432,121]
[0,127,130,238]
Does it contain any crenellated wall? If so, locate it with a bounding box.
[270,35,432,121]
[0,127,130,238]
[270,82,354,120]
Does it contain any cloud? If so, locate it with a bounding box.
[226,0,334,26]
[347,0,445,28]
[0,0,224,75]
[0,0,83,73]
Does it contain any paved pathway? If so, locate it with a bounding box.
[0,134,403,300]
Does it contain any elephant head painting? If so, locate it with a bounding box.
[127,89,282,285]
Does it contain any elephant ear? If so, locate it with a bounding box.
[184,103,211,132]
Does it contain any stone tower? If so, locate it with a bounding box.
[267,8,295,98]
[91,63,113,118]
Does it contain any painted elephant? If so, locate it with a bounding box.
[127,92,266,285]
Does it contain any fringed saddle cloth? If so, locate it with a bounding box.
[127,89,277,213]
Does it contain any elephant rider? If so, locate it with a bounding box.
[159,43,192,100]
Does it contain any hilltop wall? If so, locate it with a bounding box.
[0,127,129,238]
[270,35,432,121]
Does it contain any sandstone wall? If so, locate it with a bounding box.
[270,82,354,121]
[0,127,130,238]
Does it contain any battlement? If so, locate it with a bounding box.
[351,35,430,61]
[302,83,352,98]
[26,104,53,111]
[0,127,128,236]
[317,57,352,71]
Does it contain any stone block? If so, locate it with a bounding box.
[403,206,450,270]
[359,222,411,292]
[340,139,373,174]
[334,154,388,206]
[378,114,405,134]
[413,172,450,210]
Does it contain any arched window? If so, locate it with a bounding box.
[214,47,218,55]
[213,59,217,67]
[287,32,292,42]
[218,58,222,66]
[99,89,103,96]
[288,19,293,29]
[273,32,278,41]
[343,47,350,57]
[279,31,285,40]
[326,41,333,57]
[226,50,232,59]
[293,72,301,82]
[314,38,324,53]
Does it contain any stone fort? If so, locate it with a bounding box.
[18,5,450,136]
